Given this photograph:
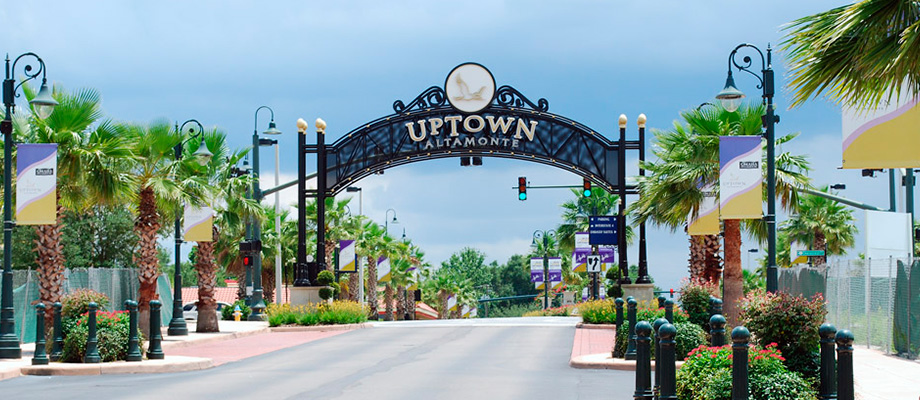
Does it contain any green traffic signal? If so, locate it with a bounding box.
[519,192,527,201]
[583,188,592,197]
[582,178,592,197]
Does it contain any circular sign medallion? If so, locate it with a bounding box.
[445,63,496,113]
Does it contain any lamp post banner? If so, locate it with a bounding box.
[447,294,457,311]
[377,256,391,283]
[338,240,356,272]
[719,136,763,219]
[16,143,57,225]
[182,205,213,242]
[531,257,545,289]
[842,91,920,168]
[575,232,590,250]
[572,250,589,272]
[688,182,720,235]
[548,257,563,289]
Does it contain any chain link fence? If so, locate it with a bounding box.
[9,268,174,343]
[779,258,918,359]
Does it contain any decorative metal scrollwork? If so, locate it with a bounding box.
[495,85,549,112]
[393,86,447,113]
[728,43,765,89]
[10,52,47,99]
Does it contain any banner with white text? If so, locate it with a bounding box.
[338,240,356,272]
[531,257,545,289]
[183,205,214,242]
[688,182,720,235]
[377,256,391,283]
[719,136,763,219]
[16,144,57,225]
[548,257,563,290]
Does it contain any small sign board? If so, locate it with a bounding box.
[586,255,602,273]
[589,216,618,245]
[796,250,825,257]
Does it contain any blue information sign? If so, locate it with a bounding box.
[589,216,618,245]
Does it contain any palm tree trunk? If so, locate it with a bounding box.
[346,273,359,301]
[396,285,406,321]
[383,283,394,321]
[438,291,449,319]
[135,187,161,336]
[688,235,705,281]
[722,219,743,325]
[703,234,723,284]
[367,256,378,319]
[35,203,65,322]
[407,289,416,320]
[195,225,220,333]
[814,229,827,266]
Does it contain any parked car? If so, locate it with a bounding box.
[182,301,231,320]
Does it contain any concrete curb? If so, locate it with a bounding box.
[269,323,371,333]
[574,323,616,330]
[570,353,684,371]
[19,356,213,376]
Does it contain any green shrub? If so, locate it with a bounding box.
[740,291,826,381]
[61,311,143,363]
[265,301,367,327]
[676,343,817,400]
[485,303,540,318]
[221,300,252,321]
[579,300,616,324]
[613,326,627,357]
[679,279,719,330]
[674,322,706,360]
[61,289,110,318]
[522,304,576,317]
[316,270,335,286]
[318,287,334,300]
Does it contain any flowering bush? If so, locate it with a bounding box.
[61,289,110,318]
[740,291,826,380]
[678,279,720,331]
[580,299,689,325]
[677,343,816,400]
[61,310,144,362]
[266,301,367,327]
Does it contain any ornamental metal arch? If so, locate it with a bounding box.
[295,63,647,288]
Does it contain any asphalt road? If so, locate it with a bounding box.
[0,317,635,400]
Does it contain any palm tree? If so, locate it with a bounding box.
[781,186,857,266]
[631,103,810,324]
[24,85,135,317]
[556,188,633,256]
[782,0,920,108]
[356,221,386,318]
[304,197,353,272]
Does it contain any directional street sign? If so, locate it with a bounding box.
[588,216,618,245]
[796,250,825,257]
[586,255,602,272]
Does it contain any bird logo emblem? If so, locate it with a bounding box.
[452,74,486,102]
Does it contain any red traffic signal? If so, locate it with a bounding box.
[518,177,527,201]
[243,255,252,267]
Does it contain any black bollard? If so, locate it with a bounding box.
[615,298,625,328]
[126,300,142,362]
[836,329,854,400]
[657,323,678,400]
[625,298,638,360]
[819,323,837,400]
[731,326,750,400]
[652,317,668,394]
[147,300,165,360]
[710,297,723,319]
[84,302,101,363]
[664,299,674,324]
[32,303,49,365]
[657,295,666,309]
[710,314,727,347]
[634,321,654,400]
[50,302,63,362]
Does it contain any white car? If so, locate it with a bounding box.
[182,301,231,320]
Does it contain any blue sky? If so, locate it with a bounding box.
[3,1,907,292]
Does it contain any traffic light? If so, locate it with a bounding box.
[583,178,592,197]
[518,177,527,201]
[243,254,253,267]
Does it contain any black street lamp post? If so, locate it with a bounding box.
[247,106,281,320]
[385,208,398,235]
[168,119,213,336]
[0,53,58,359]
[716,43,780,293]
[533,230,556,310]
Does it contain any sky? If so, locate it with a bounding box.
[2,1,909,293]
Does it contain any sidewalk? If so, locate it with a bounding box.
[569,324,920,399]
[0,320,366,380]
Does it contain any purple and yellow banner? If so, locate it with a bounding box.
[719,136,763,219]
[548,257,563,289]
[842,94,920,168]
[16,144,57,225]
[572,249,589,272]
[377,256,391,283]
[338,240,356,272]
[531,257,544,289]
[688,183,720,235]
[183,205,213,242]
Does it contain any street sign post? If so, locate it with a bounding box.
[589,216,618,246]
